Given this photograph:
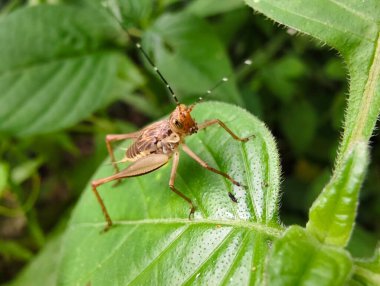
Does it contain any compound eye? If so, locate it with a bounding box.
[174,119,183,129]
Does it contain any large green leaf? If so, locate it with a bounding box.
[244,0,380,167]
[245,0,380,261]
[58,102,282,285]
[0,4,142,137]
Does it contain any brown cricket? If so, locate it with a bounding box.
[91,41,253,231]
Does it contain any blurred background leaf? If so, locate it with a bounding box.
[0,3,142,136]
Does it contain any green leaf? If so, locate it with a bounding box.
[266,226,352,286]
[279,100,318,153]
[261,55,307,103]
[307,142,369,247]
[8,234,63,286]
[245,0,379,267]
[11,158,44,184]
[307,142,368,246]
[349,246,380,286]
[0,239,34,262]
[111,0,154,27]
[0,162,9,197]
[143,13,243,104]
[186,0,245,17]
[0,4,141,137]
[244,0,380,168]
[58,102,282,285]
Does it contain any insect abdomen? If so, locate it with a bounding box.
[125,142,141,160]
[125,120,180,161]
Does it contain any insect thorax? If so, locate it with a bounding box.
[125,120,181,161]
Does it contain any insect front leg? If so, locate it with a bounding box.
[92,154,169,232]
[169,151,196,219]
[105,132,141,174]
[182,144,242,203]
[198,119,254,142]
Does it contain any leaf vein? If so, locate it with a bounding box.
[218,230,250,285]
[71,218,283,238]
[181,228,237,285]
[128,225,190,285]
[79,224,139,285]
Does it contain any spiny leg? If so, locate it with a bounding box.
[106,132,140,174]
[198,119,254,142]
[92,154,169,232]
[169,151,196,219]
[92,174,122,232]
[182,144,242,202]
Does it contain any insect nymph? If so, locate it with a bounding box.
[92,39,253,231]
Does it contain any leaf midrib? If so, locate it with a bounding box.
[350,32,380,144]
[70,218,283,238]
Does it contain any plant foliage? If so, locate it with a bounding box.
[1,0,379,285]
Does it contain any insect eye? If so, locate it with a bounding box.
[174,119,183,129]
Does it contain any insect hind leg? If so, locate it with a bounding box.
[105,133,140,173]
[169,151,196,219]
[92,154,170,232]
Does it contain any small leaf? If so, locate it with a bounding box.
[266,226,352,286]
[0,162,9,197]
[0,239,34,262]
[11,158,44,185]
[349,246,380,286]
[306,142,369,246]
[58,102,282,285]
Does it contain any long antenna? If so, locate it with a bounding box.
[103,0,180,105]
[134,43,179,105]
[200,59,253,101]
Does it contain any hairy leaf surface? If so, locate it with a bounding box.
[244,0,380,167]
[58,102,281,285]
[267,226,352,285]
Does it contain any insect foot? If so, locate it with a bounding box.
[112,179,121,188]
[101,224,112,233]
[188,205,196,220]
[242,134,256,142]
[228,192,238,203]
[231,180,247,189]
